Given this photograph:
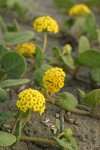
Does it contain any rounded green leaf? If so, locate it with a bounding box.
[79,36,90,54]
[0,88,7,103]
[0,44,10,61]
[84,89,100,106]
[0,111,13,125]
[33,64,52,87]
[77,50,100,68]
[58,92,78,110]
[1,52,26,79]
[91,67,100,83]
[0,131,16,146]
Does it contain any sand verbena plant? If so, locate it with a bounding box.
[33,16,59,53]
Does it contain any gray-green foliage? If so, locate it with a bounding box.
[53,47,75,69]
[0,111,13,125]
[54,137,78,150]
[58,92,78,110]
[0,79,30,88]
[83,89,100,106]
[4,31,35,45]
[79,36,90,54]
[0,131,16,146]
[0,88,7,103]
[77,49,100,68]
[35,46,44,67]
[91,68,100,84]
[81,14,98,40]
[0,45,27,79]
[54,0,74,12]
[33,64,52,87]
[1,51,26,79]
[77,47,100,84]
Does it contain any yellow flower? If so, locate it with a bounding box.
[15,43,36,58]
[43,67,66,93]
[69,4,91,16]
[16,88,45,115]
[33,16,59,33]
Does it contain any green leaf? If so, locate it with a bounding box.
[0,131,16,146]
[7,0,21,7]
[0,79,30,88]
[69,137,78,150]
[15,120,22,139]
[0,68,6,78]
[84,89,100,106]
[63,17,75,30]
[1,51,26,79]
[0,88,7,103]
[77,50,100,68]
[58,92,78,110]
[61,55,75,69]
[54,0,74,12]
[7,19,20,32]
[56,119,60,132]
[12,2,25,17]
[53,47,75,69]
[0,16,7,32]
[53,137,73,150]
[85,0,100,6]
[78,89,85,98]
[4,31,35,45]
[53,47,61,58]
[35,46,44,67]
[81,14,98,39]
[64,128,73,137]
[0,44,10,60]
[97,29,100,44]
[91,67,100,83]
[79,36,90,54]
[0,111,13,125]
[33,64,52,87]
[0,0,7,7]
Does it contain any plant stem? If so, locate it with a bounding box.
[20,136,58,147]
[70,108,91,116]
[42,32,47,53]
[47,96,91,117]
[22,110,32,128]
[59,110,65,132]
[57,132,65,139]
[11,115,21,134]
[77,104,91,111]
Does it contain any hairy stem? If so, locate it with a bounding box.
[20,136,58,147]
[77,104,91,111]
[11,115,21,134]
[22,110,32,128]
[70,108,91,116]
[43,32,47,53]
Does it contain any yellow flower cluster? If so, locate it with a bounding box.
[43,68,66,93]
[33,16,59,33]
[16,88,45,115]
[15,43,36,58]
[69,4,91,16]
